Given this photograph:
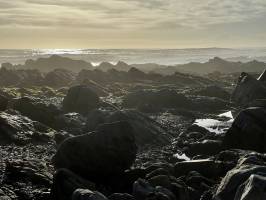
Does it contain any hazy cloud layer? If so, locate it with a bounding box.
[0,0,266,48]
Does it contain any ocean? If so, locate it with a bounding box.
[1,48,266,66]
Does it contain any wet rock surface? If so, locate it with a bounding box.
[0,58,265,200]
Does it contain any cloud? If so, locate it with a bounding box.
[0,0,265,48]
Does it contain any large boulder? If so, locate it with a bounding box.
[231,72,266,106]
[234,174,266,200]
[44,68,76,87]
[0,111,55,145]
[85,109,172,147]
[223,107,266,152]
[62,85,99,115]
[214,153,266,200]
[13,96,62,127]
[53,121,137,179]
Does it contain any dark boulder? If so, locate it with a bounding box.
[44,68,76,87]
[53,121,137,179]
[13,96,62,127]
[62,85,99,115]
[185,140,223,156]
[223,107,266,152]
[174,159,232,179]
[234,174,266,200]
[0,94,8,111]
[231,72,266,106]
[214,153,266,200]
[0,111,55,145]
[86,109,172,147]
[54,112,87,135]
[52,169,96,200]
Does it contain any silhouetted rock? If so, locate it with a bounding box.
[223,107,266,152]
[0,111,55,145]
[21,55,93,72]
[62,85,99,115]
[53,121,137,179]
[0,94,8,111]
[54,113,86,135]
[44,68,76,87]
[123,89,189,109]
[13,96,62,127]
[98,62,115,71]
[85,109,172,147]
[175,57,266,75]
[52,168,96,200]
[80,79,109,97]
[231,72,266,106]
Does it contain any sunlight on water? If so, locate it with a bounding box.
[194,111,234,134]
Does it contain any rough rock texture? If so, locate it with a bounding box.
[44,68,76,87]
[86,109,172,147]
[223,107,266,152]
[231,72,266,106]
[53,121,137,179]
[234,174,266,200]
[13,96,62,127]
[62,85,99,115]
[0,111,55,145]
[214,153,266,200]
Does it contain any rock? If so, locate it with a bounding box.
[174,159,232,179]
[86,109,172,147]
[133,179,176,200]
[13,96,62,127]
[234,174,266,200]
[3,159,52,187]
[80,79,109,97]
[185,140,223,156]
[123,89,190,109]
[53,121,137,179]
[0,94,8,111]
[214,153,266,200]
[191,85,230,100]
[0,111,55,145]
[44,68,76,87]
[231,72,266,106]
[223,107,266,152]
[62,85,99,115]
[52,169,96,200]
[0,189,12,200]
[148,175,172,190]
[54,112,87,135]
[21,55,94,72]
[72,189,108,200]
[109,193,135,200]
[190,96,228,113]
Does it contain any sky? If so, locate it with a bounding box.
[0,0,266,49]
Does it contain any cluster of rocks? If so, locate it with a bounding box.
[0,62,266,200]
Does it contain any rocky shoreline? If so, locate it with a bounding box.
[0,56,266,200]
